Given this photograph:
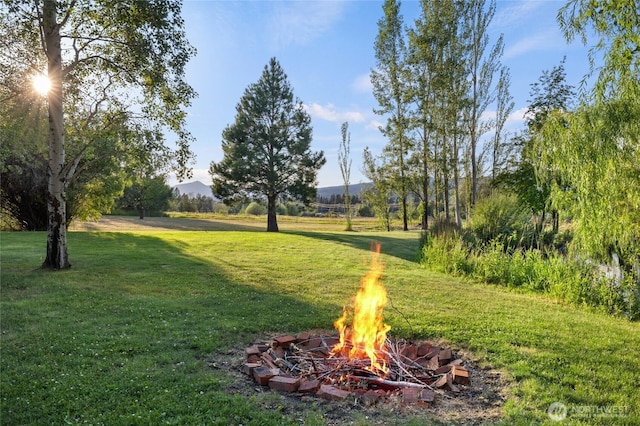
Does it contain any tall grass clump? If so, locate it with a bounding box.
[421,192,639,320]
[420,223,472,276]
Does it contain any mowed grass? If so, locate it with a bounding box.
[1,218,639,425]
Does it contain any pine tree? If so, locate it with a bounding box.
[210,58,326,232]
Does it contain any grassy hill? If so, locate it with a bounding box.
[316,182,371,199]
[1,218,638,424]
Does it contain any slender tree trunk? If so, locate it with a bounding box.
[42,0,70,269]
[400,145,408,231]
[536,210,545,249]
[401,194,408,231]
[470,115,478,206]
[397,113,408,232]
[453,133,462,228]
[267,193,279,232]
[433,141,440,219]
[442,133,450,221]
[421,160,429,230]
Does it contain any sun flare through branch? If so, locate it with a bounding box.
[32,74,51,96]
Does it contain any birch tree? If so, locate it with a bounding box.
[1,0,196,269]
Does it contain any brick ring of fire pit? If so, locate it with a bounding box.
[242,332,471,407]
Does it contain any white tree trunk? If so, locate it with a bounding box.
[42,0,70,269]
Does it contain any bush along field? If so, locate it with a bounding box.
[421,192,640,321]
[1,224,639,425]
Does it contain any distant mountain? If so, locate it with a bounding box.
[316,183,372,199]
[172,180,371,201]
[172,181,215,199]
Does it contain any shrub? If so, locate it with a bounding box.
[285,203,299,216]
[468,191,531,250]
[213,203,229,215]
[420,230,639,320]
[245,202,266,215]
[357,204,374,217]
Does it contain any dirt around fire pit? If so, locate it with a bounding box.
[208,332,508,425]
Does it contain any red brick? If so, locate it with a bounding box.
[247,354,260,363]
[316,384,351,401]
[245,346,261,356]
[274,335,296,348]
[434,365,451,375]
[401,387,421,404]
[296,332,311,342]
[402,344,418,360]
[260,353,278,370]
[298,379,321,393]
[426,355,439,371]
[420,388,435,403]
[242,362,261,376]
[304,337,322,349]
[426,347,440,359]
[269,376,300,392]
[452,366,470,385]
[417,342,431,357]
[438,348,452,366]
[252,366,277,386]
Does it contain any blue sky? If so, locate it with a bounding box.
[172,0,594,188]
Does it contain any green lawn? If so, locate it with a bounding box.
[1,221,638,425]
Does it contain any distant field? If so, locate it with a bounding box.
[69,213,389,232]
[2,216,639,425]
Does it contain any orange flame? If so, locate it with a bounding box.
[331,242,391,375]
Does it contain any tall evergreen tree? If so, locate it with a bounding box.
[371,0,412,231]
[210,58,325,232]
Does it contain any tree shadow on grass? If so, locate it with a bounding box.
[2,231,342,424]
[76,232,338,331]
[283,230,422,263]
[70,215,265,232]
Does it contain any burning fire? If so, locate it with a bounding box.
[331,242,391,375]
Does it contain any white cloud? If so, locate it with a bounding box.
[352,73,373,93]
[480,110,496,122]
[303,103,365,123]
[503,28,559,59]
[366,119,384,131]
[475,107,528,130]
[507,107,529,127]
[492,0,545,29]
[268,1,346,49]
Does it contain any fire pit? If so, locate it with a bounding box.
[241,243,471,407]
